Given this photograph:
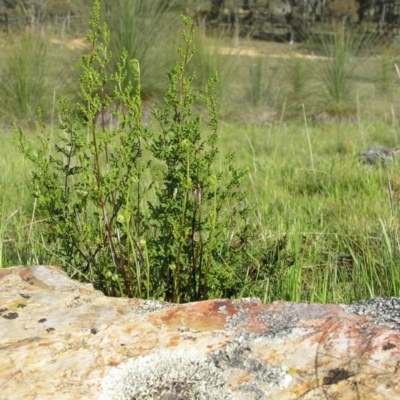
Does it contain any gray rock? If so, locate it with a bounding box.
[341,297,400,328]
[360,146,400,165]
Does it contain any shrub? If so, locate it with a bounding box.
[15,0,253,303]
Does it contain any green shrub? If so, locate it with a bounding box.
[15,0,253,303]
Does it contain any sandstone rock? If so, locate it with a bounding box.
[1,265,400,399]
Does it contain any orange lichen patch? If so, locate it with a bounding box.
[148,299,237,331]
[290,378,320,397]
[0,265,65,288]
[307,318,400,366]
[19,268,38,281]
[0,267,49,289]
[20,270,52,289]
[236,371,252,384]
[225,370,253,389]
[204,341,227,353]
[307,318,342,344]
[0,266,24,279]
[107,359,120,367]
[167,334,185,348]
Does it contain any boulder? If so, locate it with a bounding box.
[360,146,400,165]
[1,265,400,399]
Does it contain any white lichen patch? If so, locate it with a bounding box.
[211,334,293,393]
[341,297,400,329]
[99,349,233,400]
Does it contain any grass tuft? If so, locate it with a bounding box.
[0,34,49,126]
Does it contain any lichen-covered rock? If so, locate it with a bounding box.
[1,265,400,399]
[360,146,400,165]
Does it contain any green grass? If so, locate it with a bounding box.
[4,119,400,303]
[219,121,400,302]
[0,134,44,266]
[2,15,400,303]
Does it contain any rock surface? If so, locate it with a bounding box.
[1,265,400,399]
[360,146,400,165]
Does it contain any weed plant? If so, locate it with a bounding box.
[15,1,253,303]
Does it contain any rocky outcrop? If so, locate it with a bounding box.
[1,265,400,399]
[360,146,400,165]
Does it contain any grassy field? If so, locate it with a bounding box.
[2,12,400,304]
[3,120,400,303]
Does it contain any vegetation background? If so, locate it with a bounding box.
[2,0,400,304]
